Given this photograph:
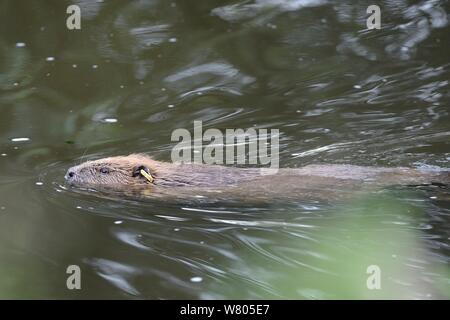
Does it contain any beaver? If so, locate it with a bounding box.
[64,154,449,202]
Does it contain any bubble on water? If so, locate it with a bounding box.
[10,137,30,142]
[300,205,320,211]
[92,64,98,69]
[72,64,77,68]
[353,85,362,89]
[46,56,55,62]
[1,206,5,210]
[174,228,180,231]
[16,42,26,47]
[168,37,177,43]
[76,206,82,209]
[168,104,174,108]
[103,118,118,123]
[13,82,19,86]
[1,153,7,157]
[35,182,44,186]
[120,85,125,89]
[190,276,203,283]
[114,220,123,225]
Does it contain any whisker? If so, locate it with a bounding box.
[79,146,89,165]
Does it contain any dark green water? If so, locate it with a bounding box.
[0,0,449,299]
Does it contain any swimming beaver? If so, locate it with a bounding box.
[65,154,449,202]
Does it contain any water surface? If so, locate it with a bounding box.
[0,0,449,299]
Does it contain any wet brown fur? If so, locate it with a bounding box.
[65,154,449,202]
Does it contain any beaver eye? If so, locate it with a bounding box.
[99,167,110,174]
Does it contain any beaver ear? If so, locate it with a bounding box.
[132,165,154,183]
[132,165,150,177]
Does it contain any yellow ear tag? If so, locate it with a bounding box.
[140,169,154,183]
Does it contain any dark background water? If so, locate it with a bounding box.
[0,0,449,299]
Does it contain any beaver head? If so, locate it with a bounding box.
[65,154,158,187]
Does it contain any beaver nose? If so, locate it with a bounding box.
[65,170,75,180]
